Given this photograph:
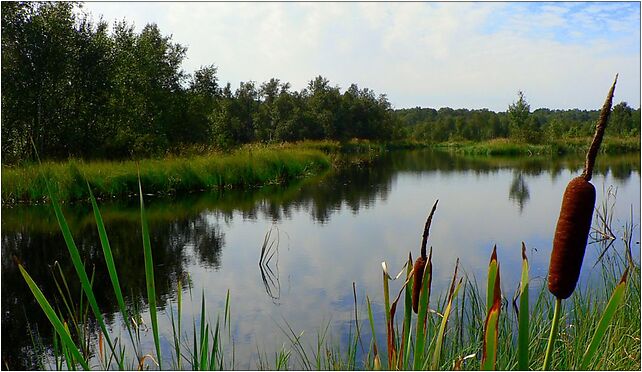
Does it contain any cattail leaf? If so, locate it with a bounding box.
[18,264,90,370]
[580,268,628,370]
[400,253,413,370]
[481,297,501,370]
[487,245,498,313]
[431,276,463,370]
[386,266,414,369]
[387,299,398,369]
[382,263,391,351]
[518,243,530,370]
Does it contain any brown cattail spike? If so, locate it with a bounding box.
[548,77,617,300]
[582,74,618,181]
[548,176,596,299]
[412,256,426,313]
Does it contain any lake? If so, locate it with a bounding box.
[2,149,640,369]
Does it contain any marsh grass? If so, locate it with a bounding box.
[2,144,331,204]
[436,137,640,156]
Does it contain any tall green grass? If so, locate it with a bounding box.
[436,137,641,156]
[2,144,330,204]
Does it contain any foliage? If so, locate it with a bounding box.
[1,2,399,163]
[397,102,640,145]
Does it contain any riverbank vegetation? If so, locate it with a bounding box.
[1,144,330,205]
[434,136,641,156]
[2,2,639,168]
[397,95,640,145]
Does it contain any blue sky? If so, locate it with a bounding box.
[80,1,640,111]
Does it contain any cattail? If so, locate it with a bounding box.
[412,255,426,313]
[548,75,617,299]
[412,200,438,313]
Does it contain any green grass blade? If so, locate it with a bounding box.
[366,296,380,369]
[580,269,629,370]
[199,291,207,369]
[139,179,162,368]
[210,319,220,370]
[518,243,530,370]
[88,185,138,358]
[171,279,183,369]
[48,186,119,364]
[18,264,90,370]
[200,323,210,370]
[481,298,501,370]
[431,277,462,370]
[63,321,76,370]
[225,289,231,339]
[414,249,432,370]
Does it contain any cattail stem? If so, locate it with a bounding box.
[543,298,563,370]
[582,74,618,181]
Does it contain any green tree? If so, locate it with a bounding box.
[508,91,531,142]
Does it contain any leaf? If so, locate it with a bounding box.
[481,297,501,370]
[518,242,529,370]
[88,184,137,359]
[431,276,463,370]
[47,178,119,364]
[400,252,413,370]
[366,296,379,369]
[18,263,90,370]
[486,245,498,314]
[139,178,162,368]
[580,268,628,370]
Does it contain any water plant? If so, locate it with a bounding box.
[544,75,619,369]
[12,77,638,369]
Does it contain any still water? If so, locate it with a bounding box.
[2,150,640,369]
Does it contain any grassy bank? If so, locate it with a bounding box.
[2,140,430,205]
[434,137,641,156]
[2,144,332,205]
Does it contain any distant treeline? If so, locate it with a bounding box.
[396,101,640,144]
[2,2,639,164]
[1,2,399,163]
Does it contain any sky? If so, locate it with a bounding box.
[79,1,640,111]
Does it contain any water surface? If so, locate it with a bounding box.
[2,150,640,369]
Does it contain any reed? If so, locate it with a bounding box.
[2,145,331,205]
[544,75,618,369]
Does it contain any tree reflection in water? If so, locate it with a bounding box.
[1,150,638,369]
[509,171,530,213]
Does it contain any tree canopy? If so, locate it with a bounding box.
[2,2,638,163]
[1,2,400,163]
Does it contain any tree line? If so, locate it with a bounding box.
[396,91,640,143]
[2,2,639,164]
[1,2,399,163]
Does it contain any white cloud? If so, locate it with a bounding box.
[81,2,640,110]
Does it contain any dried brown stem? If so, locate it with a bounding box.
[582,74,618,181]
